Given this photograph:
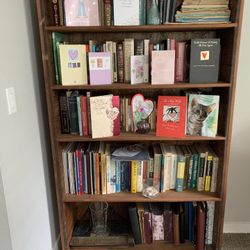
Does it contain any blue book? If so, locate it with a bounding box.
[116,161,121,192]
[124,162,130,191]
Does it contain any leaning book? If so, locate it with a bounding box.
[186,94,220,137]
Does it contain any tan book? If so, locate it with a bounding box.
[59,44,88,85]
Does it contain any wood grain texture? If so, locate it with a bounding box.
[46,23,237,33]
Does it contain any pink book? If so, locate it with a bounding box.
[64,0,100,26]
[88,52,112,85]
[151,50,175,84]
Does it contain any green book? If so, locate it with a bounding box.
[52,32,64,84]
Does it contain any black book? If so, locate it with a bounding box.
[189,39,221,83]
[128,203,142,244]
[67,91,80,134]
[179,203,185,244]
[169,0,177,23]
[184,202,189,240]
[59,92,70,133]
[134,39,144,55]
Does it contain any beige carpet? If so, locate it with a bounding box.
[223,234,250,250]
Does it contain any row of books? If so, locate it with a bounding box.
[52,0,178,27]
[59,92,220,138]
[129,201,215,249]
[53,33,221,86]
[62,142,219,195]
[176,0,231,23]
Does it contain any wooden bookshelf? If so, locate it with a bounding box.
[51,82,231,90]
[57,133,227,142]
[64,191,221,203]
[46,23,238,33]
[36,0,244,249]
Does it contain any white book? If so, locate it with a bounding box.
[106,154,112,194]
[137,161,144,192]
[113,0,140,25]
[67,148,76,194]
[62,145,71,194]
[131,55,145,84]
[144,39,150,83]
[169,146,178,189]
[205,201,215,245]
[124,38,134,82]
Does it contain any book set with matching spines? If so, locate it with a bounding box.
[62,142,219,195]
[128,201,215,249]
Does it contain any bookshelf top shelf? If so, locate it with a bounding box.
[63,190,221,203]
[57,133,226,142]
[52,82,231,91]
[46,23,237,33]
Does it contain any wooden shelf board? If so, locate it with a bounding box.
[57,133,226,142]
[46,23,237,33]
[70,243,206,250]
[51,82,231,90]
[63,190,221,203]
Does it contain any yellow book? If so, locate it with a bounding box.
[131,161,138,193]
[59,44,88,85]
[205,155,213,192]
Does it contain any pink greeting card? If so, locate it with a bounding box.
[64,0,100,26]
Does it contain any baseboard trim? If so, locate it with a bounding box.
[53,234,61,250]
[224,222,250,233]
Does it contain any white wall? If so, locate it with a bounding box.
[0,0,59,250]
[224,0,250,233]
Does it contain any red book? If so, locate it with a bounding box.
[175,42,186,82]
[156,96,187,138]
[196,202,206,250]
[80,96,89,136]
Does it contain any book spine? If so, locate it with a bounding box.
[73,152,80,195]
[110,160,116,193]
[106,154,111,194]
[124,162,130,191]
[205,155,213,192]
[153,155,162,192]
[52,0,60,26]
[80,96,89,136]
[170,154,177,189]
[58,0,64,25]
[104,0,112,26]
[95,153,100,194]
[120,161,125,191]
[124,39,134,82]
[137,161,143,192]
[161,156,166,192]
[210,156,219,192]
[175,42,186,82]
[101,154,107,194]
[67,92,79,134]
[197,153,207,191]
[183,155,190,190]
[205,201,215,245]
[82,153,88,193]
[191,154,199,189]
[165,154,172,191]
[59,93,70,133]
[187,155,193,189]
[131,161,138,193]
[146,159,154,186]
[76,149,83,194]
[144,39,150,83]
[76,96,83,136]
[117,43,124,82]
[86,92,92,135]
[113,42,118,82]
[135,40,144,55]
[139,0,146,25]
[176,156,185,192]
[142,161,147,186]
[116,161,121,192]
[62,150,70,194]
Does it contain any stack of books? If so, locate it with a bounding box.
[175,0,231,23]
[129,202,215,248]
[62,142,219,195]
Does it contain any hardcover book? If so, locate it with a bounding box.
[189,39,221,83]
[64,0,100,26]
[59,44,88,85]
[90,95,120,138]
[151,50,175,84]
[88,52,112,85]
[113,0,140,25]
[186,94,220,137]
[156,96,187,138]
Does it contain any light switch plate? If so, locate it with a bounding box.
[5,87,17,115]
